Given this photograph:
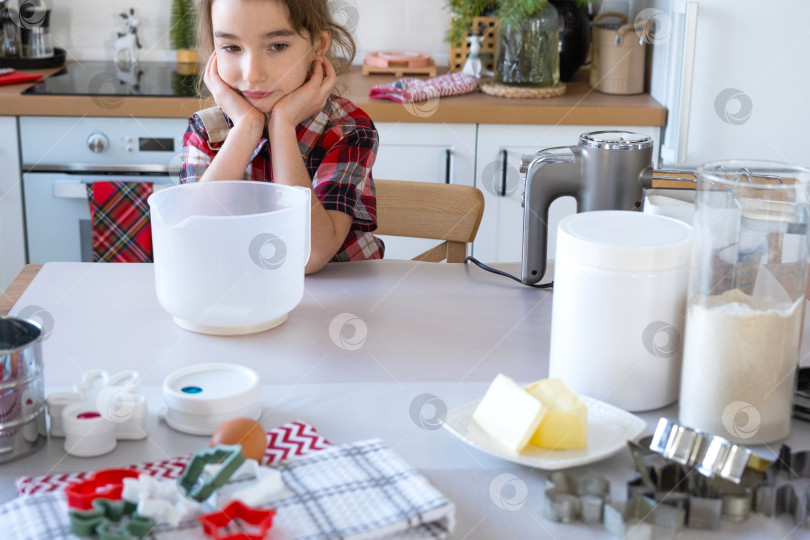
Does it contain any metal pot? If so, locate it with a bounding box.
[0,316,46,463]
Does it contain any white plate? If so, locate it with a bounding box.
[443,395,647,470]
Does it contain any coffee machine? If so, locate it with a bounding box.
[520,131,693,285]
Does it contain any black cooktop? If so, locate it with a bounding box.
[22,61,206,98]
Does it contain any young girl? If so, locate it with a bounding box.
[180,0,384,273]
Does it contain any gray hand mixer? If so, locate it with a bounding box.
[519,131,693,285]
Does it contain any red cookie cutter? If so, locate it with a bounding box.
[65,468,141,510]
[198,500,276,540]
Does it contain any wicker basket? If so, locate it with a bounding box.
[448,16,499,73]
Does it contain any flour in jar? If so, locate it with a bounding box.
[679,288,804,444]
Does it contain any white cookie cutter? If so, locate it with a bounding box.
[207,459,288,508]
[46,370,147,457]
[122,474,201,527]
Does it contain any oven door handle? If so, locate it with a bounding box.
[53,182,170,199]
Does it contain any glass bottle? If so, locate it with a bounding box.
[495,3,560,87]
[24,8,52,58]
[0,1,21,58]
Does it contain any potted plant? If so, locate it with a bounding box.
[446,0,499,51]
[446,0,590,85]
[170,0,197,68]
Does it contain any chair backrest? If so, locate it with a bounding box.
[374,179,485,263]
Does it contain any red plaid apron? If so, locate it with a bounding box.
[86,181,153,263]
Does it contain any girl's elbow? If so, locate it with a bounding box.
[304,253,331,274]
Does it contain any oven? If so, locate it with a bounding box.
[20,116,188,263]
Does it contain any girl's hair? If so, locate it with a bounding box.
[196,0,356,86]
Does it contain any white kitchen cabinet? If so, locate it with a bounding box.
[473,124,661,264]
[372,122,477,260]
[0,116,25,292]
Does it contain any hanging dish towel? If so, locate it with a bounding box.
[86,181,154,263]
[369,72,478,103]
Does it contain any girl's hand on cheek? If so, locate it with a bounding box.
[270,56,337,129]
[203,53,264,130]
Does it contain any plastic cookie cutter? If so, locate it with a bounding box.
[179,445,246,502]
[121,474,201,527]
[46,370,147,457]
[68,497,155,539]
[604,496,685,540]
[198,500,276,540]
[755,444,810,528]
[649,417,752,483]
[66,468,142,510]
[542,471,610,524]
[210,459,288,508]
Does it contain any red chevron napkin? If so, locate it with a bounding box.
[15,420,330,496]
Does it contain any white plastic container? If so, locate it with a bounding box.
[548,211,692,412]
[149,181,311,335]
[162,363,261,435]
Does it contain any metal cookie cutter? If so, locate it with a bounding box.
[604,496,686,540]
[46,370,147,457]
[755,444,810,528]
[542,471,610,524]
[627,437,762,528]
[649,417,752,483]
[179,445,246,502]
[68,498,155,539]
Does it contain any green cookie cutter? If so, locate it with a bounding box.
[178,444,246,502]
[68,498,155,539]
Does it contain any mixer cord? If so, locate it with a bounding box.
[465,257,553,289]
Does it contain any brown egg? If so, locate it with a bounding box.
[210,418,266,462]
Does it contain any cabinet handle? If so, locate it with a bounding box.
[500,149,508,197]
[444,149,453,184]
[53,182,168,199]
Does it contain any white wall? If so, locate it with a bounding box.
[48,0,451,65]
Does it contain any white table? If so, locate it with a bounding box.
[2,260,810,539]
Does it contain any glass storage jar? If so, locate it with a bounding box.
[494,3,560,87]
[679,160,810,444]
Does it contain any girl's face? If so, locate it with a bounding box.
[210,0,327,113]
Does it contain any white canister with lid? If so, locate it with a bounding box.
[548,211,692,412]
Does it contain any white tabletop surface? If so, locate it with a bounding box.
[2,260,810,539]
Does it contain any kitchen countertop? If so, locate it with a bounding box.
[1,261,809,539]
[0,64,666,125]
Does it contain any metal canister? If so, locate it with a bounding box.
[589,12,647,95]
[0,316,46,462]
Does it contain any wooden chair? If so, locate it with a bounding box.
[374,179,485,263]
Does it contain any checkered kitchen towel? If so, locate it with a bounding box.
[369,72,478,103]
[0,438,454,540]
[86,181,154,263]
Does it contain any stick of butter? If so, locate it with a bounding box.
[526,379,587,450]
[472,374,547,453]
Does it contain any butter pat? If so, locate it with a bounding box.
[526,379,587,450]
[473,374,547,453]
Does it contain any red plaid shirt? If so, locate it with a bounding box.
[180,96,384,262]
